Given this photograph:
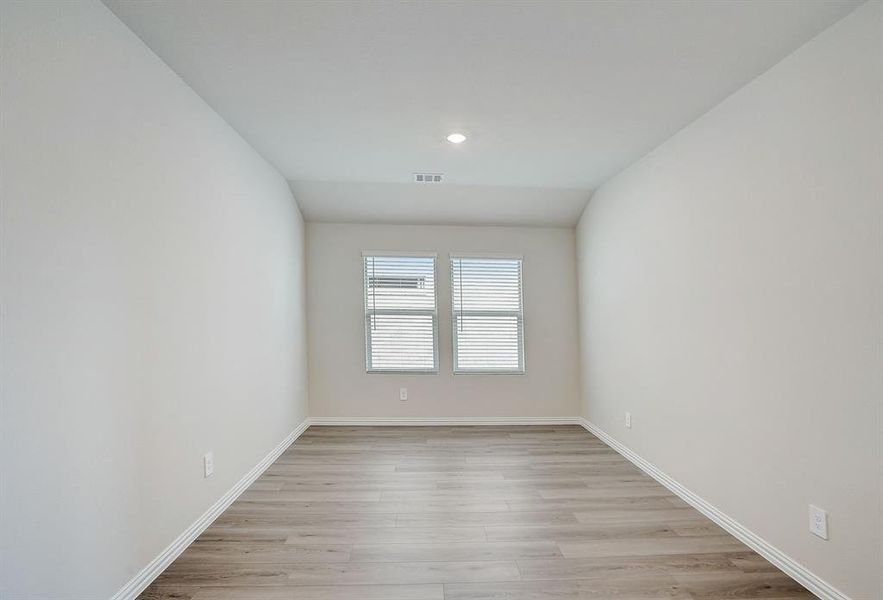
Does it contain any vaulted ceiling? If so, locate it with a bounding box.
[105,0,860,225]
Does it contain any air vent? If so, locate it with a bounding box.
[413,173,444,183]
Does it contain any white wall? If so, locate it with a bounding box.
[307,223,580,419]
[576,3,881,598]
[0,2,308,598]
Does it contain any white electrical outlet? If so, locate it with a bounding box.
[625,412,632,428]
[399,387,408,401]
[203,452,214,478]
[809,505,828,539]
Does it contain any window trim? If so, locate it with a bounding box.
[363,252,439,374]
[450,253,526,375]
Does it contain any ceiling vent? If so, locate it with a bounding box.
[413,173,444,183]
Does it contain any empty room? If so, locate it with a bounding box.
[1,1,880,599]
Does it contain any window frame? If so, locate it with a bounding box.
[362,251,439,374]
[450,253,526,375]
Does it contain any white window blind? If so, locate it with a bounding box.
[363,254,438,373]
[451,255,524,374]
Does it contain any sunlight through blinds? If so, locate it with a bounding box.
[363,254,438,373]
[451,255,524,374]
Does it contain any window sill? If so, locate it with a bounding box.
[367,369,439,375]
[453,370,525,375]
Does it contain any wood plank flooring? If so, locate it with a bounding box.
[138,426,813,599]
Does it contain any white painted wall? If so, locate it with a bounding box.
[307,223,580,419]
[0,2,308,598]
[290,181,590,227]
[575,3,881,598]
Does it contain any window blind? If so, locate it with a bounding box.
[363,254,438,373]
[451,256,524,374]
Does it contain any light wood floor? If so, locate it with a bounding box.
[139,426,813,599]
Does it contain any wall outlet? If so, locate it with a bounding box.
[809,504,828,539]
[203,452,214,478]
[399,387,408,401]
[625,412,632,428]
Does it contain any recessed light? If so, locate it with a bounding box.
[446,132,467,144]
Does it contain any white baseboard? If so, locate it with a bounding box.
[578,418,849,600]
[307,416,582,426]
[110,418,310,600]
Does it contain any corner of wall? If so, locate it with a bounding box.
[574,192,593,422]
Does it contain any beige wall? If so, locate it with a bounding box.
[307,223,580,418]
[0,2,308,598]
[576,3,881,597]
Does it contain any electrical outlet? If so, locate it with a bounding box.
[203,452,214,478]
[399,387,408,401]
[625,412,632,428]
[809,505,828,539]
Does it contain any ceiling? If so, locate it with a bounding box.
[105,0,860,226]
[291,181,589,227]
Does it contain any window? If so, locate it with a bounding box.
[451,255,524,374]
[363,253,438,373]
